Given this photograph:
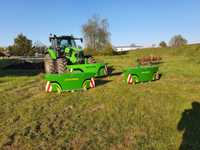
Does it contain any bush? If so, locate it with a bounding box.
[159,41,167,48]
[169,35,187,48]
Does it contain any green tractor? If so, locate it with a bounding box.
[44,35,108,77]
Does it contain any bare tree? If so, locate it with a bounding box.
[82,15,111,51]
[169,35,187,47]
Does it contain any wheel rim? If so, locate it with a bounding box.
[132,76,138,84]
[82,81,87,91]
[56,85,62,94]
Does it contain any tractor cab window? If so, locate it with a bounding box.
[60,39,70,48]
[60,39,77,48]
[70,39,77,48]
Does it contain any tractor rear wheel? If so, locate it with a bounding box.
[44,54,56,73]
[56,58,66,74]
[88,56,96,64]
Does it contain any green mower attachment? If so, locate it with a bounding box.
[67,63,108,77]
[44,72,96,93]
[123,65,160,84]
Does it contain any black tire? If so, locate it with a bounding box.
[155,72,160,80]
[153,72,160,80]
[56,58,66,74]
[88,56,96,64]
[44,54,56,73]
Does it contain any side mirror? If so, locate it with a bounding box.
[81,38,83,43]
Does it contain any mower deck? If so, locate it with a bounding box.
[123,65,160,84]
[44,72,96,93]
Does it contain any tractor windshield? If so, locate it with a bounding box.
[60,39,77,48]
[70,39,77,48]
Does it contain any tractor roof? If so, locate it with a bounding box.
[49,34,82,42]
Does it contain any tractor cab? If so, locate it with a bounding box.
[49,35,83,50]
[48,35,84,62]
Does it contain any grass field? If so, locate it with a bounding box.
[0,45,200,150]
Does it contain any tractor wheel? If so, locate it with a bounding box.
[155,72,160,80]
[56,58,66,74]
[44,54,56,73]
[88,56,96,64]
[133,75,139,84]
[51,83,62,94]
[153,72,160,80]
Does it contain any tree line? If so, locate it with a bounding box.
[159,35,188,48]
[0,34,47,57]
[0,15,188,57]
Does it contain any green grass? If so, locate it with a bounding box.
[1,45,200,149]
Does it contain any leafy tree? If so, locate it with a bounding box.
[169,35,187,47]
[159,41,167,47]
[9,34,33,56]
[82,15,111,54]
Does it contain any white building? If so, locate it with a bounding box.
[114,45,143,52]
[114,44,158,52]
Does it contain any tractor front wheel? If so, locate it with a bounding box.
[44,54,56,73]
